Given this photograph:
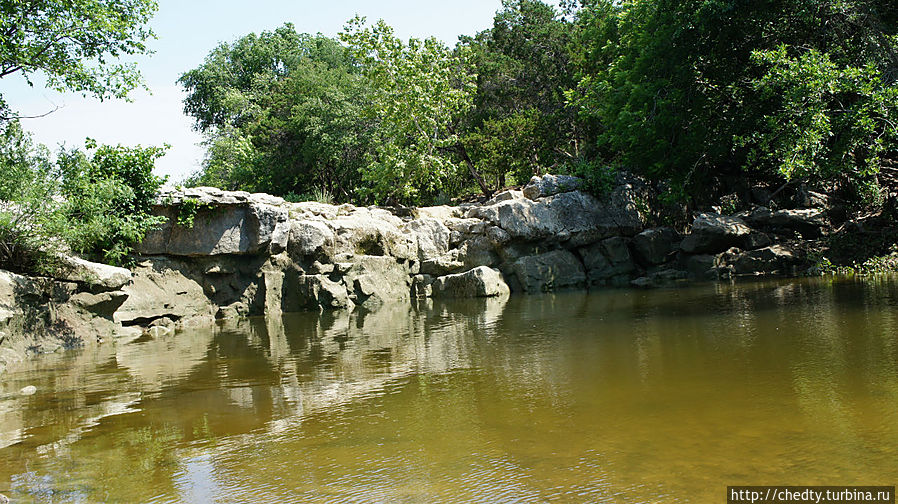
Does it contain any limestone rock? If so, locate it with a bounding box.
[297,275,353,310]
[288,220,335,259]
[729,245,799,275]
[70,291,129,317]
[683,254,720,280]
[330,207,416,261]
[343,256,411,308]
[523,174,583,200]
[680,213,753,254]
[512,249,586,293]
[56,256,132,290]
[631,227,679,265]
[489,190,524,204]
[468,189,643,246]
[411,275,434,299]
[114,259,214,325]
[432,267,510,298]
[404,218,450,261]
[421,251,466,276]
[140,202,289,256]
[742,207,828,238]
[579,237,638,285]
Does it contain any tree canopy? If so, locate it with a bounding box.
[178,0,898,209]
[0,0,157,122]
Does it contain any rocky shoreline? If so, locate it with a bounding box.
[0,173,832,374]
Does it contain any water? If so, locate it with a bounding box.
[1,277,898,503]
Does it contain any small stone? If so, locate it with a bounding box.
[20,385,37,396]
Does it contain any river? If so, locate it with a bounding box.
[1,277,897,503]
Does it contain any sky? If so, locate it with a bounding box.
[3,0,513,183]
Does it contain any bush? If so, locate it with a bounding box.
[0,123,168,273]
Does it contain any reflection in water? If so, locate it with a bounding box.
[1,277,898,502]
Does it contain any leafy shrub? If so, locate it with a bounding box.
[0,123,168,272]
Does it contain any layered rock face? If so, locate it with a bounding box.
[1,174,829,371]
[128,176,652,322]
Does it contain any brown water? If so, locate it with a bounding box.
[1,277,898,503]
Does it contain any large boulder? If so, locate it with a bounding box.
[55,256,132,291]
[468,189,644,247]
[114,259,214,325]
[404,218,450,261]
[523,174,583,200]
[579,237,638,285]
[727,245,801,275]
[342,255,411,309]
[742,207,828,238]
[512,249,587,293]
[631,227,680,265]
[140,189,290,256]
[431,267,510,298]
[329,207,416,261]
[288,220,335,260]
[296,274,353,310]
[680,213,753,254]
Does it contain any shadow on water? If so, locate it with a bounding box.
[0,276,897,502]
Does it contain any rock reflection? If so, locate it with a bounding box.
[1,278,898,502]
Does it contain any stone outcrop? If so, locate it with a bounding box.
[1,175,833,374]
[431,266,510,298]
[679,213,752,254]
[522,174,583,200]
[512,250,587,293]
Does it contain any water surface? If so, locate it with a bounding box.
[1,277,898,503]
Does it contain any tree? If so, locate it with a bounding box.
[341,17,477,205]
[179,26,373,201]
[571,0,898,203]
[0,125,167,271]
[461,0,580,193]
[0,0,157,122]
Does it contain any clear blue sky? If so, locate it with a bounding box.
[4,0,515,182]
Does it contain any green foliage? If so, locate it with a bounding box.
[0,122,67,272]
[56,140,168,265]
[461,0,580,193]
[0,0,157,121]
[571,0,898,200]
[567,159,616,195]
[340,17,476,205]
[176,197,212,228]
[741,46,898,182]
[462,110,541,190]
[0,124,167,272]
[179,25,371,201]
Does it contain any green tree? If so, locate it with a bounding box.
[571,0,898,203]
[460,0,580,193]
[179,26,373,201]
[0,125,167,272]
[0,0,157,122]
[341,17,477,204]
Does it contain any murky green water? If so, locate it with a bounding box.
[2,277,898,503]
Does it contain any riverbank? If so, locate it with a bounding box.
[0,173,866,373]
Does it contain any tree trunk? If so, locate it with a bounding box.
[458,144,493,199]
